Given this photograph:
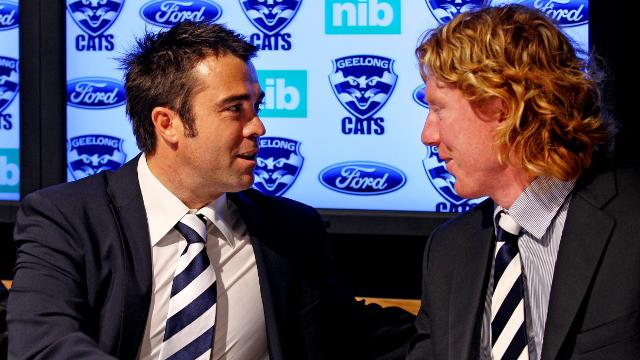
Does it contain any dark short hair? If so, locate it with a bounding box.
[121,21,258,154]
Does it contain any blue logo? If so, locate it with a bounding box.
[426,0,488,24]
[0,1,18,31]
[319,161,406,195]
[329,55,397,120]
[515,0,588,27]
[253,136,304,196]
[240,0,301,35]
[67,0,125,37]
[0,55,18,114]
[140,0,222,28]
[67,135,127,180]
[422,145,481,212]
[67,77,126,109]
[240,0,301,51]
[413,84,428,108]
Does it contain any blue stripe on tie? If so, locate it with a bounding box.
[166,325,215,360]
[164,282,217,340]
[501,323,528,359]
[491,277,524,345]
[174,222,205,245]
[170,251,211,297]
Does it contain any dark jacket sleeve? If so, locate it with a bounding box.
[306,208,417,359]
[7,191,116,360]
[1,281,7,358]
[406,230,436,359]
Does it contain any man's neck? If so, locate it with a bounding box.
[145,151,222,209]
[491,167,535,209]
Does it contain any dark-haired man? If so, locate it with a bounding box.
[8,21,414,360]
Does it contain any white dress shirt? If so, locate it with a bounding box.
[136,154,269,360]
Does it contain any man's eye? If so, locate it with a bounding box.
[227,104,242,112]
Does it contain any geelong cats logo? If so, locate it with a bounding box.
[422,145,481,212]
[67,134,127,180]
[67,0,124,37]
[240,0,302,51]
[253,136,304,196]
[328,55,397,135]
[0,55,18,114]
[425,0,488,24]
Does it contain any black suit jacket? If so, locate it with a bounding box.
[407,165,640,359]
[8,156,414,360]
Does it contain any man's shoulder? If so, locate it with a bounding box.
[233,188,318,215]
[22,156,139,208]
[230,189,324,236]
[24,171,110,206]
[431,198,494,239]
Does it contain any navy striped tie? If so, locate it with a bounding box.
[159,213,217,360]
[491,211,529,360]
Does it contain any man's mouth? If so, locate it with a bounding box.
[237,151,258,161]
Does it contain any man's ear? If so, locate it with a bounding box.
[151,106,181,145]
[476,96,506,123]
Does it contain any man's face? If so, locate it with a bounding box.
[176,55,265,197]
[421,74,505,199]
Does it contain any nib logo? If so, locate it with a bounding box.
[326,0,400,34]
[258,70,307,118]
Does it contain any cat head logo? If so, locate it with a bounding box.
[425,0,488,24]
[0,56,18,113]
[239,0,302,35]
[67,135,127,180]
[253,136,304,196]
[329,55,397,119]
[67,0,125,37]
[422,145,468,205]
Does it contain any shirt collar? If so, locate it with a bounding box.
[195,194,236,248]
[494,176,575,240]
[138,154,189,246]
[137,154,234,247]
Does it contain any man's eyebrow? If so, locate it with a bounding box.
[217,94,251,107]
[217,91,266,107]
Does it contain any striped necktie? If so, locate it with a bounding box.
[159,213,217,360]
[491,211,529,360]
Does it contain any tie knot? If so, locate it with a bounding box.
[175,213,208,244]
[496,211,521,243]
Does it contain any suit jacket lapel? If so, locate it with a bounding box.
[105,154,153,359]
[541,169,616,360]
[229,191,287,360]
[450,201,495,360]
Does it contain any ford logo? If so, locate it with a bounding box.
[67,77,126,109]
[0,1,18,31]
[140,0,222,28]
[520,0,588,27]
[319,161,406,195]
[412,84,428,109]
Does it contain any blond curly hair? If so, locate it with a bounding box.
[416,5,610,180]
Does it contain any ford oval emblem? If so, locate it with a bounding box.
[66,77,126,109]
[140,0,223,28]
[319,161,406,195]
